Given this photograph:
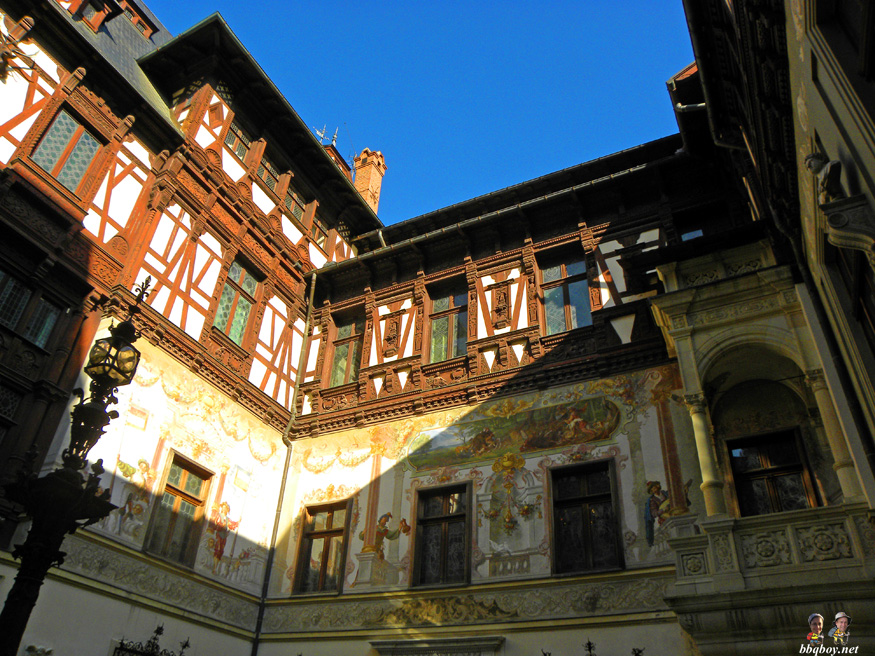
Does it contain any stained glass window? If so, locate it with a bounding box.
[146,456,210,566]
[414,486,468,586]
[257,157,279,191]
[213,261,259,346]
[551,462,622,574]
[429,287,467,363]
[0,270,62,349]
[540,256,591,335]
[223,121,251,161]
[329,316,364,387]
[296,501,349,593]
[22,298,61,348]
[728,431,817,516]
[32,110,101,193]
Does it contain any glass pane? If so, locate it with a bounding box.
[329,343,349,387]
[767,438,800,467]
[324,536,342,591]
[453,311,467,358]
[430,316,449,363]
[555,473,582,500]
[736,477,773,516]
[586,468,610,495]
[0,275,31,330]
[33,111,78,174]
[300,537,324,592]
[56,130,100,191]
[228,296,252,344]
[453,292,467,308]
[348,339,361,381]
[541,264,562,283]
[213,284,236,331]
[432,295,450,312]
[589,501,619,568]
[332,507,346,528]
[166,498,196,562]
[566,259,586,277]
[147,495,174,553]
[446,520,466,582]
[311,510,329,531]
[22,298,61,347]
[419,523,442,584]
[567,280,592,328]
[229,261,242,283]
[774,474,809,511]
[183,470,204,496]
[448,490,466,514]
[336,321,352,340]
[544,286,566,335]
[167,462,183,487]
[241,270,258,296]
[555,505,586,573]
[730,446,762,473]
[421,494,445,519]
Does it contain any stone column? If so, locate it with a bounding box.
[806,369,864,499]
[685,393,727,515]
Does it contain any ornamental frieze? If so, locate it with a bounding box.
[261,575,671,634]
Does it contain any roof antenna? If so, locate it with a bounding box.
[331,127,338,146]
[313,124,327,144]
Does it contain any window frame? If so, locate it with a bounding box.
[118,0,155,38]
[549,459,624,576]
[212,260,261,348]
[223,121,251,163]
[311,216,329,251]
[412,482,471,588]
[294,499,352,594]
[256,155,280,193]
[827,242,875,355]
[327,314,365,388]
[30,108,104,196]
[145,453,212,567]
[0,268,64,350]
[538,253,592,336]
[427,285,468,364]
[726,430,819,517]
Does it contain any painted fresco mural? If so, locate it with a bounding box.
[86,338,285,595]
[278,363,702,595]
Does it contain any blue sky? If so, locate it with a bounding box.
[144,2,694,226]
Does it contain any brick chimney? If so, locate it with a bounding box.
[353,148,387,214]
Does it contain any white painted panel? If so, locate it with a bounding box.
[91,176,109,210]
[83,208,101,237]
[108,176,142,230]
[373,376,383,396]
[143,252,162,270]
[377,305,391,316]
[369,331,379,367]
[599,275,614,309]
[605,256,626,293]
[168,297,184,327]
[198,260,221,304]
[151,214,174,252]
[400,299,412,310]
[125,139,152,167]
[281,216,303,242]
[637,229,660,244]
[301,393,312,414]
[200,231,221,253]
[494,326,511,335]
[9,110,38,141]
[481,275,495,287]
[397,368,409,390]
[309,245,327,268]
[0,74,28,126]
[510,341,525,363]
[249,358,267,387]
[483,348,496,371]
[27,49,59,82]
[103,222,118,242]
[0,138,16,165]
[278,380,288,407]
[194,125,215,149]
[508,268,520,279]
[598,239,623,255]
[251,183,275,215]
[183,310,205,340]
[609,315,636,345]
[221,150,247,181]
[401,312,414,358]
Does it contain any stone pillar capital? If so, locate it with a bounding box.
[684,393,708,414]
[805,368,827,392]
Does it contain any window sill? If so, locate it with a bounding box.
[8,157,89,222]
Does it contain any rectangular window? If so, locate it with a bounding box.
[295,501,349,593]
[284,188,306,221]
[31,110,101,192]
[223,121,251,161]
[429,288,467,363]
[146,456,211,566]
[311,217,328,250]
[551,461,622,574]
[831,244,875,354]
[541,256,591,335]
[213,261,259,346]
[728,431,817,516]
[413,485,469,586]
[329,315,364,387]
[256,157,279,192]
[119,0,155,37]
[0,270,62,348]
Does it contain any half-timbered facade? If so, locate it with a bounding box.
[0,1,873,656]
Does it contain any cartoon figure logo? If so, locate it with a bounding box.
[807,613,824,646]
[828,611,851,646]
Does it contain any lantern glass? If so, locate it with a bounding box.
[84,338,113,381]
[114,345,140,385]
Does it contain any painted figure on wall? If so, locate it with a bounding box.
[365,512,410,560]
[644,479,691,547]
[209,501,240,573]
[114,457,156,538]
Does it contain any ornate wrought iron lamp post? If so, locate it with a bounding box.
[0,281,150,656]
